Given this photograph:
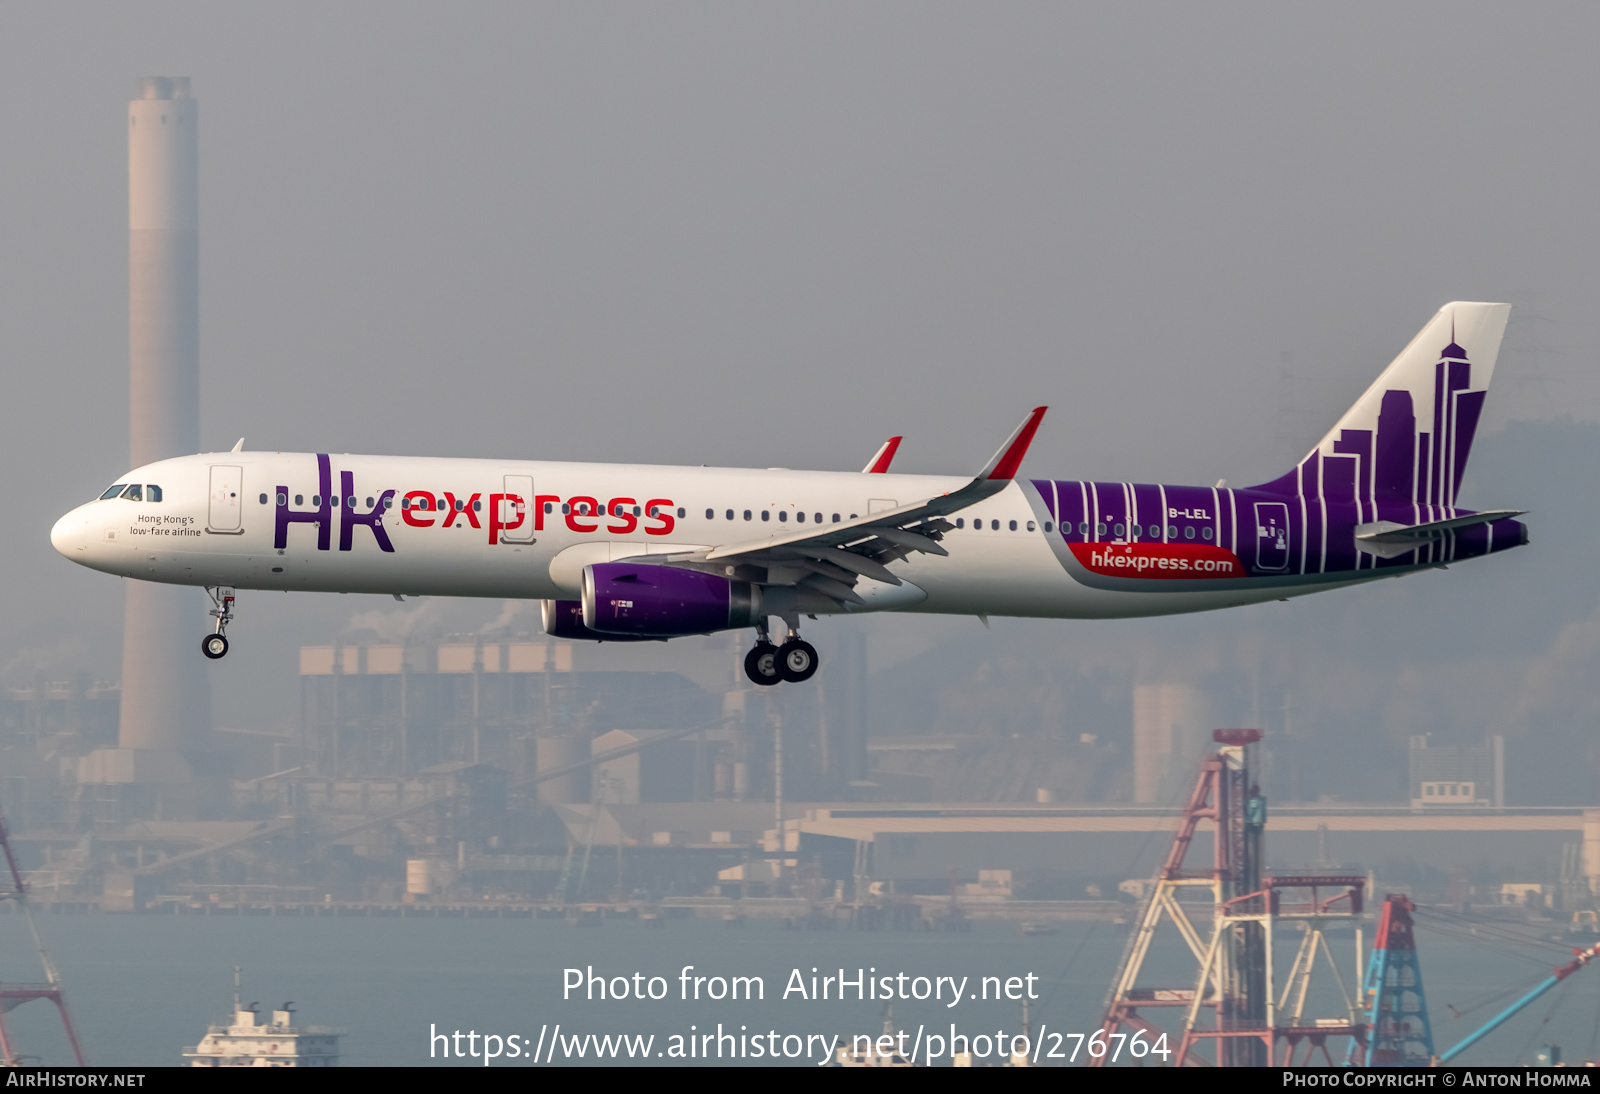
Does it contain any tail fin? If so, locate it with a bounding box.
[1253,302,1510,508]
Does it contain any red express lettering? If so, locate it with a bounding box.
[534,495,560,531]
[402,491,437,527]
[606,497,638,535]
[487,493,526,545]
[440,492,481,529]
[398,490,678,540]
[643,499,674,536]
[566,496,600,533]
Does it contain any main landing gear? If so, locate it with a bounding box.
[743,623,818,686]
[201,586,235,660]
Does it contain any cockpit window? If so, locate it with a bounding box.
[100,485,126,500]
[120,484,143,501]
[147,485,162,502]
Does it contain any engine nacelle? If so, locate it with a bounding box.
[541,599,660,642]
[581,563,761,637]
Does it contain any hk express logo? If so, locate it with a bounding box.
[274,455,676,553]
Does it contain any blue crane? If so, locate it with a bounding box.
[1438,942,1600,1064]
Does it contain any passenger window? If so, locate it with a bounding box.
[277,493,287,506]
[743,510,752,521]
[1096,523,1107,536]
[1043,521,1052,533]
[761,511,770,521]
[544,502,553,514]
[147,485,162,502]
[1184,526,1195,539]
[1113,523,1125,537]
[384,497,393,508]
[296,495,305,506]
[1167,525,1178,538]
[726,509,734,520]
[100,484,126,500]
[778,511,788,522]
[796,511,805,523]
[120,484,142,501]
[832,514,841,523]
[1079,522,1089,535]
[676,507,685,518]
[1202,527,1214,541]
[956,518,964,529]
[562,503,570,514]
[472,500,481,512]
[633,506,641,516]
[1150,524,1161,537]
[259,493,268,505]
[706,508,714,520]
[1027,521,1036,532]
[1009,520,1017,531]
[991,520,1000,531]
[312,495,321,506]
[347,496,356,508]
[648,506,659,517]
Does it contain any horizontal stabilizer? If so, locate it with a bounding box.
[1354,510,1524,558]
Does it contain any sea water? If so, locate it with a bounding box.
[0,912,1593,1067]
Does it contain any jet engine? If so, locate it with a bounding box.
[578,562,761,638]
[540,599,661,642]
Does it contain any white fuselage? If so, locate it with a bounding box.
[50,451,1358,623]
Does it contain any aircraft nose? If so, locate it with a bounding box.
[51,507,88,557]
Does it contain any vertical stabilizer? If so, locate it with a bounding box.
[1254,302,1510,511]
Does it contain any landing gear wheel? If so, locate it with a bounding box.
[203,586,236,661]
[744,642,781,686]
[777,639,819,683]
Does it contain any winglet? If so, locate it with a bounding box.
[980,407,1047,480]
[862,436,903,474]
[231,438,245,453]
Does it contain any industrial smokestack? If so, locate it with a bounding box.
[119,76,209,756]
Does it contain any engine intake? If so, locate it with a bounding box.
[581,563,761,637]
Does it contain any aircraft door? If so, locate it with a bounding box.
[207,465,244,534]
[501,474,535,543]
[1253,501,1289,571]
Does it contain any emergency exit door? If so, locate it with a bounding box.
[1253,501,1289,571]
[501,474,535,543]
[207,465,244,533]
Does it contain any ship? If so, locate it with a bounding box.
[183,968,341,1067]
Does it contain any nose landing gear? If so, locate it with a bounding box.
[202,586,235,660]
[742,622,820,686]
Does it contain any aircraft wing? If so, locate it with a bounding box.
[634,408,1046,607]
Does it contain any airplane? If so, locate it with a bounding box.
[51,301,1526,687]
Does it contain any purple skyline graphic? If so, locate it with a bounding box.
[1032,335,1523,583]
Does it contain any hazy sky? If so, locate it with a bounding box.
[1,3,1596,795]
